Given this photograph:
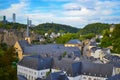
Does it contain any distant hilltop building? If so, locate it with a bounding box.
[110,24,115,32]
[3,15,7,24]
[13,13,16,23]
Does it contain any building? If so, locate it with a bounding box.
[25,18,31,44]
[53,57,113,80]
[105,55,120,75]
[13,13,16,23]
[14,40,81,60]
[17,55,53,80]
[2,15,7,24]
[110,24,115,32]
[14,40,30,59]
[64,39,81,47]
[80,62,113,80]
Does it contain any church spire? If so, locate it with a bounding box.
[25,18,31,44]
[27,18,29,37]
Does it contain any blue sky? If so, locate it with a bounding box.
[0,0,120,28]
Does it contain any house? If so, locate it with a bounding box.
[53,57,113,80]
[110,24,115,32]
[14,40,30,59]
[80,61,113,80]
[105,55,120,75]
[14,42,81,60]
[17,55,53,80]
[64,39,81,48]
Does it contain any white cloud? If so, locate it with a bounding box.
[0,0,28,22]
[0,0,120,28]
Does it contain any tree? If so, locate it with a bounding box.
[100,29,112,47]
[56,33,79,44]
[112,24,120,54]
[0,47,18,80]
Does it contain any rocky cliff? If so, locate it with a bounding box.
[0,29,38,46]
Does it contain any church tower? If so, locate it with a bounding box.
[25,18,31,44]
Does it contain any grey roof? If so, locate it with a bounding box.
[46,71,69,80]
[81,61,113,78]
[89,41,97,46]
[18,55,53,70]
[66,39,81,44]
[105,55,120,67]
[17,75,27,80]
[107,74,120,80]
[80,56,98,63]
[90,47,98,53]
[71,62,82,76]
[53,58,82,77]
[18,40,30,50]
[23,44,80,57]
[108,62,120,68]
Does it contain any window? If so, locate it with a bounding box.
[41,72,42,75]
[83,77,86,79]
[88,78,91,80]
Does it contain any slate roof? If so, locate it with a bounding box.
[107,74,120,80]
[18,55,53,70]
[46,71,69,80]
[17,75,27,80]
[89,42,97,46]
[53,57,82,77]
[81,61,113,78]
[90,47,98,53]
[105,55,120,68]
[66,39,81,44]
[71,62,82,76]
[18,40,30,50]
[23,44,80,57]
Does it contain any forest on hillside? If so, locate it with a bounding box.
[79,23,110,35]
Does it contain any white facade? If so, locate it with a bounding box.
[91,49,102,58]
[68,75,81,80]
[17,65,50,80]
[68,75,107,80]
[81,75,107,80]
[17,65,60,80]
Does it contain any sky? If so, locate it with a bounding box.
[0,0,120,28]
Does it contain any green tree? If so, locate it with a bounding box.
[112,24,120,54]
[56,33,79,44]
[100,30,112,47]
[0,47,18,80]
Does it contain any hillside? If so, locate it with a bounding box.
[0,21,26,29]
[79,23,110,35]
[33,23,79,34]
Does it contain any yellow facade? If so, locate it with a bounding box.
[64,44,76,47]
[14,41,23,60]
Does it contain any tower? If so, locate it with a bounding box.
[25,18,31,44]
[3,15,6,24]
[110,24,115,32]
[13,13,16,23]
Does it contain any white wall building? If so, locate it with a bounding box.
[17,55,54,80]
